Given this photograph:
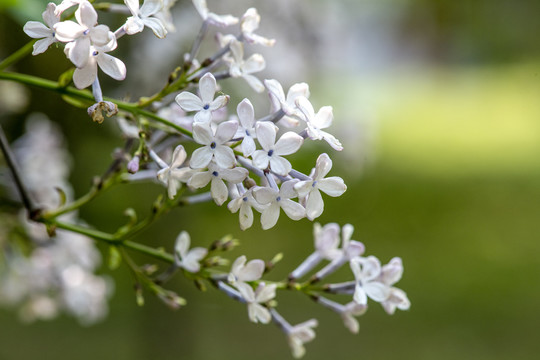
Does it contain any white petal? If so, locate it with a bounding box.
[72,60,97,89]
[260,203,280,230]
[280,199,305,220]
[353,285,367,305]
[97,53,126,81]
[342,314,359,334]
[255,121,277,151]
[188,171,212,189]
[237,98,255,128]
[174,231,190,259]
[313,153,332,179]
[238,259,265,282]
[32,37,55,55]
[215,121,238,144]
[365,282,391,302]
[305,189,323,220]
[269,156,292,176]
[170,145,187,169]
[296,96,315,120]
[243,53,265,74]
[274,132,303,156]
[255,283,277,303]
[53,20,84,42]
[214,146,236,169]
[76,1,98,28]
[252,150,269,170]
[190,146,213,169]
[253,187,277,205]
[23,21,51,38]
[175,92,203,112]
[124,0,140,15]
[210,177,228,205]
[235,282,255,302]
[199,73,217,104]
[209,95,229,111]
[90,25,112,46]
[313,106,333,129]
[42,3,59,28]
[294,181,312,198]
[192,123,213,145]
[318,177,346,197]
[140,0,163,17]
[238,203,254,230]
[241,136,256,157]
[69,37,91,68]
[220,167,248,183]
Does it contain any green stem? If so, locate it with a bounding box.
[0,41,35,72]
[0,71,192,137]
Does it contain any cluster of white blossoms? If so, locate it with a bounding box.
[9,1,411,358]
[0,115,111,325]
[172,223,410,358]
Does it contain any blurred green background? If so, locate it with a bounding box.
[1,0,540,359]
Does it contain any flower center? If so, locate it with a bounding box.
[203,104,210,110]
[312,180,318,188]
[210,141,216,149]
[245,129,250,136]
[267,149,274,157]
[83,29,90,36]
[242,196,248,202]
[212,171,219,177]
[276,196,281,202]
[92,51,99,56]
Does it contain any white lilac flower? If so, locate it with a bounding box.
[264,79,310,128]
[154,0,177,32]
[235,282,276,324]
[340,301,367,334]
[192,0,238,27]
[188,162,248,206]
[228,187,267,231]
[240,8,275,47]
[340,224,365,260]
[190,121,238,169]
[174,231,207,273]
[124,0,167,38]
[226,39,266,93]
[294,153,347,220]
[67,40,126,89]
[227,255,265,284]
[377,257,411,314]
[234,98,257,157]
[54,1,113,68]
[175,73,229,123]
[287,319,318,359]
[350,256,391,306]
[253,180,305,230]
[296,96,343,151]
[252,121,303,176]
[23,3,60,55]
[157,145,195,199]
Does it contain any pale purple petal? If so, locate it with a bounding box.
[252,150,269,170]
[241,136,256,157]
